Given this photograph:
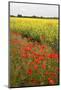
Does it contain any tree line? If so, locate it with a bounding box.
[10,14,58,19]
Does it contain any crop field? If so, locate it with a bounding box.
[9,17,59,87]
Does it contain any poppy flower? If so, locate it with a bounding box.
[38,56,44,61]
[41,64,46,69]
[24,44,33,51]
[48,78,55,84]
[48,53,58,59]
[31,51,40,57]
[27,69,32,75]
[34,65,38,70]
[24,46,31,51]
[40,48,44,52]
[32,54,36,59]
[35,59,40,64]
[21,53,29,58]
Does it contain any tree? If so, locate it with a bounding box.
[32,15,37,18]
[17,14,22,17]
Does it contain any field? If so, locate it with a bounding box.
[9,17,59,87]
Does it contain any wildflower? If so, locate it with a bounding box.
[24,44,33,51]
[27,69,32,75]
[31,51,40,57]
[34,65,38,70]
[24,47,31,51]
[48,53,58,59]
[35,59,40,64]
[38,55,44,61]
[48,78,55,84]
[41,64,46,69]
[21,53,29,58]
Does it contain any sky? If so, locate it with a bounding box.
[10,2,58,17]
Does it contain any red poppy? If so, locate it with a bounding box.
[24,46,32,51]
[48,78,55,84]
[32,54,36,59]
[24,43,33,51]
[35,59,40,64]
[48,53,58,59]
[40,48,44,52]
[27,69,32,75]
[21,53,29,58]
[34,65,38,70]
[41,64,46,69]
[38,56,44,61]
[31,51,40,57]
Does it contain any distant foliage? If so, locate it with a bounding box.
[32,15,37,18]
[10,15,16,17]
[17,14,22,17]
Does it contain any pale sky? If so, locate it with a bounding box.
[10,2,58,17]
